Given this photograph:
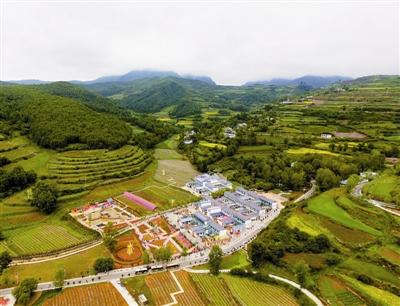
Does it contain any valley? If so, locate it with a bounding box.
[0,74,399,306]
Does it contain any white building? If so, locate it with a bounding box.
[321,133,333,139]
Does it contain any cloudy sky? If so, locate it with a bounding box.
[1,0,399,85]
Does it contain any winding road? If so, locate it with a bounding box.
[352,180,400,217]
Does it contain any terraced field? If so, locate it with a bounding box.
[43,283,127,306]
[318,275,365,306]
[47,145,151,194]
[307,190,382,236]
[340,275,400,306]
[222,274,299,306]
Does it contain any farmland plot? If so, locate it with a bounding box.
[43,283,127,306]
[223,274,299,306]
[191,273,240,306]
[145,272,179,305]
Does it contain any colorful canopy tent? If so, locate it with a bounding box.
[123,192,157,211]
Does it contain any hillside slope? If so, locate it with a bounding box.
[0,86,131,149]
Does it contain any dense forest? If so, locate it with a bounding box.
[0,86,131,149]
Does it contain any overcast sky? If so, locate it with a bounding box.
[1,1,399,85]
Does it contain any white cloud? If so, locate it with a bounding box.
[2,1,399,85]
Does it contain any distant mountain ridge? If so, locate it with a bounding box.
[244,75,353,88]
[71,70,216,85]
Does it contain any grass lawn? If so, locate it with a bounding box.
[307,190,381,236]
[123,276,155,305]
[155,159,199,186]
[154,149,182,160]
[286,147,339,156]
[155,134,180,150]
[193,250,249,270]
[1,244,110,286]
[222,274,298,306]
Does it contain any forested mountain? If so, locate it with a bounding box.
[0,86,131,149]
[34,82,123,114]
[244,75,353,88]
[83,76,299,115]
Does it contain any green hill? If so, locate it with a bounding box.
[34,81,123,114]
[84,76,299,114]
[0,86,131,149]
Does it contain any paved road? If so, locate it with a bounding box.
[352,180,400,217]
[294,180,316,203]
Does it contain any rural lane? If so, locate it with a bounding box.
[352,180,400,217]
[294,180,316,203]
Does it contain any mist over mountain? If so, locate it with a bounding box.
[244,75,353,88]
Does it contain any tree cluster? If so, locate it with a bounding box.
[12,278,38,305]
[249,223,331,268]
[93,257,114,273]
[31,181,58,214]
[0,166,36,198]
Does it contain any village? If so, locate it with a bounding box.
[70,173,282,267]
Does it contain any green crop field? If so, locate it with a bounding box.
[222,274,299,306]
[0,224,94,256]
[363,173,400,202]
[286,147,339,156]
[340,275,400,306]
[340,258,400,287]
[199,141,227,150]
[191,274,240,306]
[307,190,381,236]
[1,244,111,285]
[318,275,365,306]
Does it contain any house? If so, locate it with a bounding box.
[183,130,196,145]
[321,133,333,139]
[207,219,228,238]
[179,216,193,225]
[224,127,236,138]
[138,294,148,305]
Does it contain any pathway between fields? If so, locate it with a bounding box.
[110,279,138,306]
[184,268,324,306]
[163,271,184,306]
